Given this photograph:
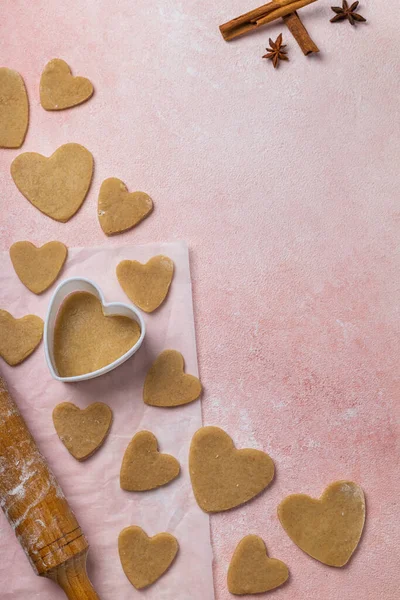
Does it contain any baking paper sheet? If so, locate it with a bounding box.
[0,240,214,600]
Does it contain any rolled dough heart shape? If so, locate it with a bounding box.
[40,59,94,110]
[118,526,179,589]
[189,426,275,512]
[278,480,366,567]
[0,67,29,148]
[10,241,67,294]
[116,255,174,312]
[0,310,43,366]
[98,178,153,235]
[143,350,202,407]
[52,402,112,461]
[53,291,141,377]
[227,535,289,595]
[11,143,94,222]
[120,431,180,491]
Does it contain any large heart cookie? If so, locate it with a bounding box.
[120,431,180,491]
[278,480,366,567]
[118,526,179,589]
[40,59,94,110]
[53,291,141,377]
[116,255,174,312]
[10,241,67,294]
[53,402,112,461]
[0,310,43,366]
[11,143,93,222]
[143,350,202,407]
[227,535,289,595]
[98,178,153,236]
[0,68,29,148]
[189,426,274,512]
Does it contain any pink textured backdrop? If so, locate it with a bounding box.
[1,1,399,599]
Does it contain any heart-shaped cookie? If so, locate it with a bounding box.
[189,426,274,512]
[40,59,94,110]
[11,143,93,222]
[116,255,174,312]
[143,350,202,407]
[52,402,112,461]
[120,431,180,491]
[118,526,179,589]
[98,178,153,236]
[0,68,29,148]
[0,310,43,366]
[53,291,141,377]
[278,480,366,567]
[228,535,289,595]
[10,241,68,294]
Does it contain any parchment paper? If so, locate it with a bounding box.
[0,240,215,600]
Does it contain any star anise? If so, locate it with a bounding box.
[262,34,288,69]
[330,1,366,25]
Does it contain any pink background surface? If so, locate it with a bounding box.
[1,1,400,599]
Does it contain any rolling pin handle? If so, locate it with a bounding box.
[46,549,100,600]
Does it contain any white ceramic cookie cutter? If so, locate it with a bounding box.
[44,277,146,383]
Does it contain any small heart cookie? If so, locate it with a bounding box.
[116,255,174,312]
[52,402,112,461]
[118,526,179,589]
[120,431,180,491]
[228,535,289,595]
[143,350,202,407]
[10,241,67,294]
[11,143,94,222]
[98,178,153,236]
[40,59,94,110]
[0,68,29,148]
[278,481,366,567]
[189,426,274,512]
[0,310,43,366]
[53,291,141,377]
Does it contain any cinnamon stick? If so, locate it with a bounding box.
[282,11,319,54]
[219,0,318,41]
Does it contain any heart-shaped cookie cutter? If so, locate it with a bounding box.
[44,277,146,382]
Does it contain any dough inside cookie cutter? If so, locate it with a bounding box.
[44,277,146,382]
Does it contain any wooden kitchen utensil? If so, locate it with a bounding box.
[0,375,100,600]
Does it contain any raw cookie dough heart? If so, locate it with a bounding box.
[120,431,180,491]
[0,68,29,148]
[98,178,153,236]
[118,526,179,589]
[116,255,174,312]
[10,241,67,294]
[52,402,112,461]
[228,535,289,595]
[40,59,94,110]
[53,291,141,377]
[189,426,274,513]
[278,480,366,567]
[0,310,43,366]
[143,350,202,407]
[11,143,93,222]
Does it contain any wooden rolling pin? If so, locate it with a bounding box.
[0,375,100,599]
